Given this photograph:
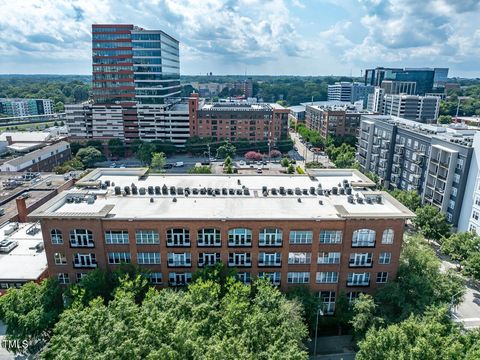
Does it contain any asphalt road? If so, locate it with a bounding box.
[289,131,334,167]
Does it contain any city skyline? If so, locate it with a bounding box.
[0,0,479,78]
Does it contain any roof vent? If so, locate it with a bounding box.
[238,179,241,185]
[111,182,115,187]
[376,195,382,204]
[263,191,268,197]
[172,197,177,202]
[150,197,154,203]
[297,198,302,203]
[319,200,323,205]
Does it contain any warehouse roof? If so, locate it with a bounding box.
[30,169,414,221]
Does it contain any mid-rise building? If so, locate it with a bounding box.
[188,94,289,143]
[380,80,416,95]
[357,115,475,227]
[364,67,436,95]
[66,103,190,147]
[92,24,180,105]
[0,99,54,117]
[30,168,413,310]
[383,94,440,123]
[304,101,371,139]
[327,82,374,104]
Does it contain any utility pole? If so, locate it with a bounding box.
[313,292,324,358]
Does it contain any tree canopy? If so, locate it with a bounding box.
[413,205,451,241]
[42,277,308,360]
[76,146,105,168]
[389,189,422,211]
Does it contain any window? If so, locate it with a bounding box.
[320,230,343,244]
[347,272,370,286]
[228,228,252,246]
[258,272,281,285]
[288,252,311,264]
[381,229,394,244]
[105,230,129,244]
[237,272,251,284]
[107,252,131,264]
[197,229,221,247]
[137,252,160,265]
[168,272,192,286]
[473,211,479,221]
[57,273,69,284]
[316,272,339,283]
[135,230,159,244]
[289,230,313,244]
[379,252,391,264]
[54,253,67,265]
[320,291,336,315]
[147,272,163,285]
[317,252,340,264]
[73,253,97,268]
[228,253,251,267]
[376,272,388,283]
[76,273,87,283]
[51,229,63,244]
[352,229,376,247]
[69,229,94,248]
[259,228,283,246]
[198,253,221,267]
[287,272,310,284]
[168,253,192,267]
[166,229,190,247]
[258,252,282,267]
[349,253,373,267]
[347,291,361,303]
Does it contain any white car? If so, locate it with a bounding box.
[174,162,184,167]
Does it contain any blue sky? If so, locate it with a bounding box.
[0,0,479,77]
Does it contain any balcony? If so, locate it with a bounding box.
[70,241,95,248]
[73,260,97,269]
[228,261,252,268]
[258,261,282,267]
[168,261,191,268]
[349,261,373,268]
[347,280,370,287]
[352,242,375,248]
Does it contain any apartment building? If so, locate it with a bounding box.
[30,168,413,311]
[357,115,474,226]
[0,99,54,117]
[305,101,371,139]
[66,102,190,147]
[188,94,289,143]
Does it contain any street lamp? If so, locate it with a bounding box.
[449,290,463,315]
[313,293,324,358]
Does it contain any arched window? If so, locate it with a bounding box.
[382,229,394,244]
[352,229,376,247]
[50,229,63,244]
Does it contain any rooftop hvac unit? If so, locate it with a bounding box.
[346,188,352,195]
[170,186,176,195]
[332,187,338,195]
[272,188,278,195]
[376,195,382,204]
[339,188,345,195]
[193,188,199,195]
[244,188,250,195]
[3,223,18,236]
[357,197,364,204]
[0,240,18,253]
[295,188,301,195]
[262,186,268,193]
[177,187,184,195]
[101,183,108,190]
[317,189,324,195]
[132,186,138,195]
[148,186,154,195]
[309,187,315,195]
[302,189,308,195]
[229,189,235,195]
[214,188,220,195]
[222,188,228,195]
[279,187,286,195]
[365,197,373,204]
[86,196,95,204]
[287,189,294,195]
[155,186,161,195]
[105,180,111,187]
[348,195,355,203]
[200,188,207,195]
[207,188,213,195]
[66,197,74,203]
[236,189,242,195]
[139,187,146,195]
[124,186,131,195]
[162,185,168,195]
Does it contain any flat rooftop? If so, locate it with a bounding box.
[0,222,47,283]
[30,169,414,221]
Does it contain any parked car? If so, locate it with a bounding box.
[174,162,184,167]
[163,163,174,169]
[256,168,263,174]
[0,208,5,216]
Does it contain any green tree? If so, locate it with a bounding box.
[189,165,212,174]
[441,232,480,264]
[150,152,166,172]
[287,164,295,174]
[389,189,422,211]
[281,157,290,168]
[76,146,105,167]
[136,142,156,165]
[53,158,84,174]
[107,138,124,158]
[43,276,308,359]
[413,205,451,241]
[225,164,233,174]
[463,252,480,280]
[375,235,465,323]
[0,279,63,355]
[357,307,468,360]
[216,141,236,159]
[224,156,233,166]
[85,140,103,152]
[72,85,89,102]
[438,115,453,124]
[151,140,177,156]
[350,294,383,341]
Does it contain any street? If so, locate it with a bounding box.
[289,131,334,168]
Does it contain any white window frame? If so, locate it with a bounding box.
[347,272,371,286]
[197,228,221,247]
[379,252,391,264]
[352,229,376,247]
[228,228,252,247]
[168,272,192,286]
[228,252,251,267]
[51,229,63,244]
[167,252,192,267]
[57,273,70,284]
[147,272,163,285]
[69,229,94,248]
[137,252,161,265]
[105,230,129,244]
[198,252,221,267]
[317,252,340,264]
[166,228,190,247]
[349,253,373,267]
[107,252,131,264]
[135,230,160,244]
[287,272,310,284]
[258,272,281,285]
[259,228,283,246]
[316,271,339,283]
[319,230,343,244]
[381,229,394,244]
[236,272,251,284]
[258,252,282,267]
[376,271,388,283]
[289,230,313,244]
[54,252,67,265]
[288,252,311,264]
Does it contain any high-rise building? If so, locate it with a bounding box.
[380,80,416,95]
[364,67,436,95]
[92,24,181,105]
[357,115,476,227]
[382,94,440,123]
[30,168,413,309]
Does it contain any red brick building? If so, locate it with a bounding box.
[31,168,413,313]
[189,94,289,144]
